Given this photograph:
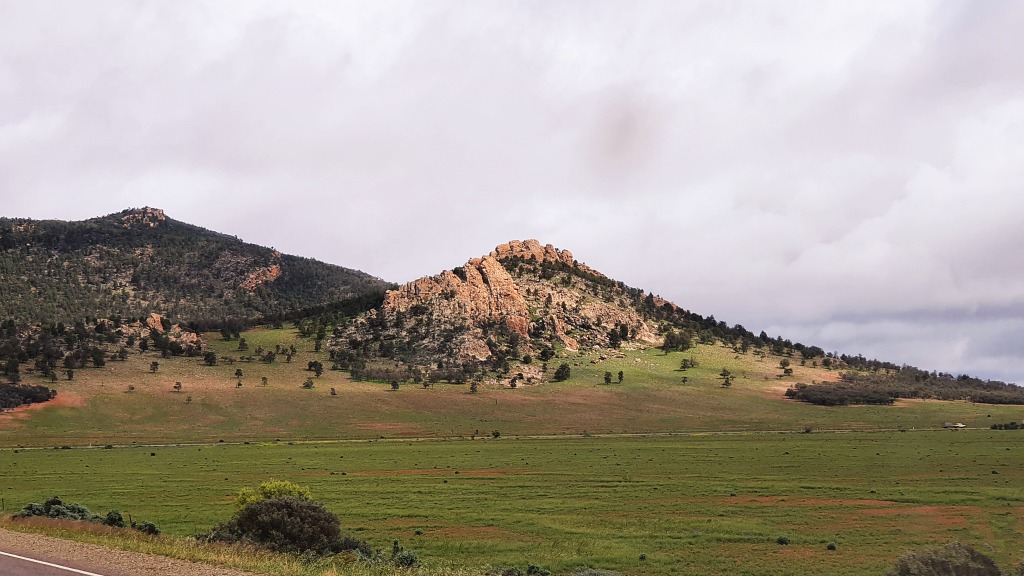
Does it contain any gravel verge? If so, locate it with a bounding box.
[0,527,261,576]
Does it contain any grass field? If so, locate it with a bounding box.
[2,432,1022,575]
[2,327,1023,575]
[3,327,1022,447]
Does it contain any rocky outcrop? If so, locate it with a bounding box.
[120,207,166,229]
[352,240,668,367]
[384,255,530,338]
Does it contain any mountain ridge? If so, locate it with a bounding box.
[0,207,392,326]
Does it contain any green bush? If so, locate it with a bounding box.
[208,496,343,555]
[234,479,312,511]
[131,519,160,536]
[103,510,126,528]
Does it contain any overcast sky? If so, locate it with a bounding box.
[2,1,1023,383]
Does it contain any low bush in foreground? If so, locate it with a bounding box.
[12,496,158,535]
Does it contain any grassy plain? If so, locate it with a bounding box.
[1,433,1022,575]
[3,327,1024,575]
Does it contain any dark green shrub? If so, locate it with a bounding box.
[776,536,791,545]
[213,496,342,555]
[572,569,623,576]
[13,502,45,518]
[131,519,160,535]
[827,542,837,551]
[103,510,126,528]
[887,541,1002,576]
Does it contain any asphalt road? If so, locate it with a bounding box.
[0,549,124,576]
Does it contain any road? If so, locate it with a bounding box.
[0,550,124,576]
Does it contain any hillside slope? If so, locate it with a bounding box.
[0,208,391,325]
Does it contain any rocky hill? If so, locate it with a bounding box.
[331,239,724,383]
[0,208,391,325]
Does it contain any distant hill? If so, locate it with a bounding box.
[331,239,776,381]
[0,208,392,326]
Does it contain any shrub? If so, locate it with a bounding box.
[210,496,342,555]
[887,542,1002,576]
[131,519,160,535]
[235,480,312,511]
[103,510,126,528]
[776,536,791,545]
[827,542,837,551]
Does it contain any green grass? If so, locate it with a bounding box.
[3,328,1024,574]
[2,432,1022,575]
[5,329,1022,447]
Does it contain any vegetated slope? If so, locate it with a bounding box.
[0,208,392,325]
[330,239,821,383]
[330,239,1023,402]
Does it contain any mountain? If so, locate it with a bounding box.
[0,207,391,325]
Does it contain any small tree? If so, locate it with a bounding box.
[470,382,479,393]
[234,368,243,380]
[261,376,268,387]
[553,363,571,382]
[186,395,192,404]
[390,381,400,391]
[617,370,624,383]
[173,382,182,392]
[203,352,217,366]
[238,337,248,351]
[330,387,337,396]
[604,371,612,384]
[302,378,315,389]
[65,369,74,381]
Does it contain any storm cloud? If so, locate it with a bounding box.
[2,1,1022,382]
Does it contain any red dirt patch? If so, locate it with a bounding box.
[0,392,85,428]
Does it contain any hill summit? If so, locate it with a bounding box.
[0,207,391,325]
[332,240,696,381]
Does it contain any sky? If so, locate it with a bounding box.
[2,1,1023,383]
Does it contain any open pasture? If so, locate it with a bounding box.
[2,432,1022,575]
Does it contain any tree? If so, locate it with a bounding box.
[234,368,243,380]
[150,361,159,373]
[173,381,182,392]
[390,381,400,391]
[330,387,337,396]
[186,395,192,404]
[302,378,314,389]
[203,352,217,366]
[261,376,268,387]
[617,371,624,383]
[238,337,248,351]
[470,382,479,393]
[553,363,571,382]
[604,371,613,384]
[719,368,733,388]
[65,369,74,381]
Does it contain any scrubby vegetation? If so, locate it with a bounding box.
[787,367,1024,406]
[0,382,56,410]
[12,496,159,535]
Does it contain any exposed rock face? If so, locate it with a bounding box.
[384,255,530,338]
[121,207,166,229]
